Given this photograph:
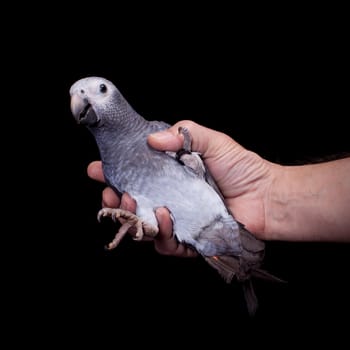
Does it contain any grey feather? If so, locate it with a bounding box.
[70,76,283,316]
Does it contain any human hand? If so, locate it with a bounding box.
[147,120,274,239]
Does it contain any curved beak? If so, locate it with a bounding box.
[70,94,99,126]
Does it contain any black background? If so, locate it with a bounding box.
[10,9,349,344]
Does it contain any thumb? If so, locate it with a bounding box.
[147,120,232,158]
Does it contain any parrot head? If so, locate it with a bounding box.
[70,76,127,128]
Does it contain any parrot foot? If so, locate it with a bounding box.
[178,126,192,151]
[175,126,206,178]
[97,208,144,250]
[97,208,159,249]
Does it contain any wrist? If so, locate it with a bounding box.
[264,160,350,242]
[263,164,291,241]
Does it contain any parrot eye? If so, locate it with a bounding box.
[99,84,107,93]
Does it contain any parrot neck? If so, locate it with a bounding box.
[94,111,148,136]
[89,112,150,165]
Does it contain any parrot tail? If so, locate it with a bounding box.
[204,255,286,316]
[242,278,258,317]
[204,255,239,283]
[204,255,258,315]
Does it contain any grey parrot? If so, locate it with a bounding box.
[70,76,282,316]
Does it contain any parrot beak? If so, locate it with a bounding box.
[70,94,99,126]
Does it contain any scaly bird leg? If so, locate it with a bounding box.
[178,126,192,151]
[97,208,158,250]
[176,127,206,179]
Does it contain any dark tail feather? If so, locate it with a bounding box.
[204,255,286,317]
[252,268,287,283]
[204,255,239,283]
[242,279,258,317]
[204,255,258,316]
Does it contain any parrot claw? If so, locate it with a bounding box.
[111,212,118,222]
[131,218,144,241]
[97,209,108,222]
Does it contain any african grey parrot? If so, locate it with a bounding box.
[70,76,282,316]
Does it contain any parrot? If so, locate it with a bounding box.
[70,76,283,316]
